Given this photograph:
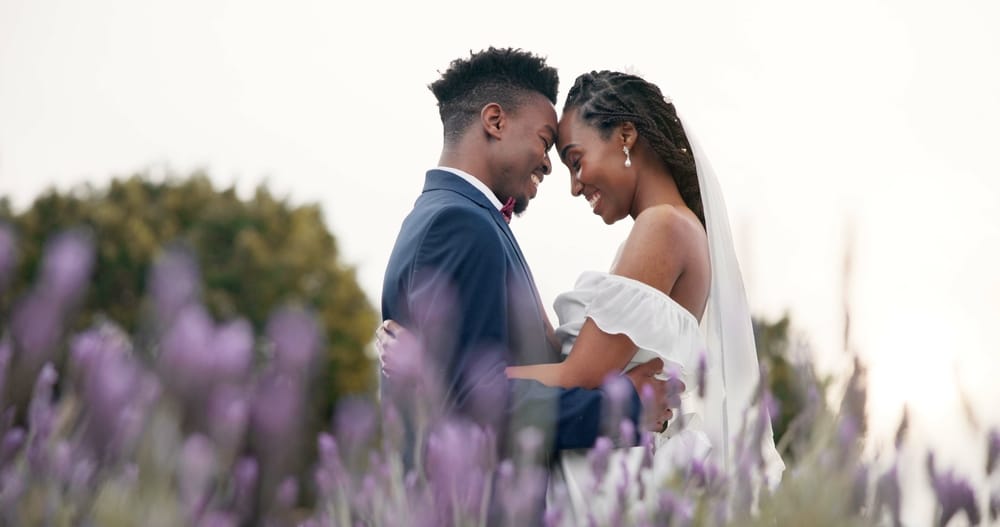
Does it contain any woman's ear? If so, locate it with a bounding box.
[481,103,506,140]
[620,121,638,149]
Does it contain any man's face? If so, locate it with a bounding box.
[493,93,557,215]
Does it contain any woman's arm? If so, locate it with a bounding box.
[508,206,694,389]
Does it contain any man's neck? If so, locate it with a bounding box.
[439,147,494,191]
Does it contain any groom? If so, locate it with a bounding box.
[380,47,669,495]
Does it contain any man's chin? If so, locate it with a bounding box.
[514,196,529,215]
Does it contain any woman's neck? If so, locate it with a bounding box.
[630,167,688,219]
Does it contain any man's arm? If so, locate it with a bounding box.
[404,207,643,450]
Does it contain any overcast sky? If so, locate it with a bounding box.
[2,0,998,520]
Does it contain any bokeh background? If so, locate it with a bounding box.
[2,1,998,524]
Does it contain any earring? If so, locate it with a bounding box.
[623,145,632,168]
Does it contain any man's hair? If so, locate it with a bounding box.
[429,47,558,143]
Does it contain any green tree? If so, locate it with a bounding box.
[1,171,378,414]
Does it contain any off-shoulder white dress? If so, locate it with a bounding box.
[550,271,713,519]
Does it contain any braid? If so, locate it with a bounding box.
[564,71,704,226]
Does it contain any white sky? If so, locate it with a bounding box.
[2,0,999,520]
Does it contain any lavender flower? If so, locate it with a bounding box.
[206,385,249,454]
[231,456,258,519]
[211,318,254,383]
[874,464,901,527]
[696,350,707,399]
[149,245,201,323]
[588,436,613,492]
[333,397,377,461]
[0,428,25,469]
[425,418,495,521]
[38,228,95,305]
[990,491,999,522]
[265,306,320,376]
[928,452,981,527]
[197,511,237,527]
[275,476,299,509]
[27,362,58,470]
[0,223,15,295]
[179,434,217,518]
[986,427,1000,475]
[80,347,148,460]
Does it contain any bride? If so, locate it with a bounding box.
[381,69,784,518]
[503,70,784,518]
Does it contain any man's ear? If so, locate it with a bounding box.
[620,121,638,149]
[481,103,506,140]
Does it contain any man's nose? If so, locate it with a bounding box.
[540,153,552,176]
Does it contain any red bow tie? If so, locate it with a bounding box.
[500,197,515,223]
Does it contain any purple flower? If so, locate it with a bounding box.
[232,457,258,518]
[250,373,303,474]
[986,428,1000,475]
[11,293,62,362]
[0,427,25,469]
[179,434,217,517]
[211,318,254,382]
[696,350,707,399]
[928,453,981,527]
[149,245,201,323]
[197,511,237,527]
[588,436,613,491]
[333,397,378,460]
[0,223,16,294]
[0,338,10,410]
[425,418,495,520]
[873,464,901,527]
[27,363,58,469]
[265,307,320,376]
[619,418,636,448]
[275,476,299,509]
[990,491,999,522]
[81,348,149,460]
[206,385,250,453]
[849,464,869,514]
[158,304,216,397]
[38,228,94,304]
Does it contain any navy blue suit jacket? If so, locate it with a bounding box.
[382,169,640,459]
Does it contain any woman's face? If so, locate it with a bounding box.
[556,109,637,224]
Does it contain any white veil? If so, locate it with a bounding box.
[680,112,786,487]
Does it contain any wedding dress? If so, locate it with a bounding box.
[548,114,785,520]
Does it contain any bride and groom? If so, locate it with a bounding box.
[379,47,784,520]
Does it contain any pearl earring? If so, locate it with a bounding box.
[623,145,632,168]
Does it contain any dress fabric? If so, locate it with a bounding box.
[549,271,713,519]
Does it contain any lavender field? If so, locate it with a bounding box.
[0,225,995,526]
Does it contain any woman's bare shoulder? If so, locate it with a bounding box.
[611,204,706,296]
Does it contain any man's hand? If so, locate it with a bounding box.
[624,358,677,433]
[375,319,411,378]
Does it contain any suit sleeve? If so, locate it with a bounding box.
[409,207,641,452]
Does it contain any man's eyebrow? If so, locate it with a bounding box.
[559,143,576,162]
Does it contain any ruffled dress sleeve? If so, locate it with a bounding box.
[553,271,705,387]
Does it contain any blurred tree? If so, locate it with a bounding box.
[753,313,828,462]
[0,171,378,415]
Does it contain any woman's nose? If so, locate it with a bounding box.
[570,175,583,196]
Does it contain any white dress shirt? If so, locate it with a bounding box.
[434,166,502,211]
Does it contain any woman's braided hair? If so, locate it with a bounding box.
[564,71,704,226]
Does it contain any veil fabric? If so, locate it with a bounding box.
[680,113,786,486]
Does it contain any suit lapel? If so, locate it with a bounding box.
[423,170,558,353]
